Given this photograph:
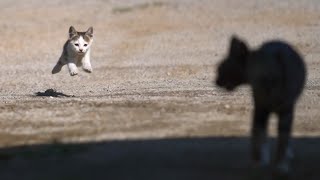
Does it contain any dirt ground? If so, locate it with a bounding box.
[0,0,320,179]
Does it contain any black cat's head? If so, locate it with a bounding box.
[215,36,249,91]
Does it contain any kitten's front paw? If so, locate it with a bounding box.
[83,66,92,73]
[69,69,78,76]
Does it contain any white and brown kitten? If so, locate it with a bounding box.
[52,26,94,76]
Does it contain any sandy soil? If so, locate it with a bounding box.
[0,0,320,179]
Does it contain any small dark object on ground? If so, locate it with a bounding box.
[35,89,74,97]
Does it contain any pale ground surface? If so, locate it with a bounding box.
[0,0,320,179]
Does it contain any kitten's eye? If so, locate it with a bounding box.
[84,44,88,47]
[75,43,79,46]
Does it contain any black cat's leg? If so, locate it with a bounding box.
[251,107,270,167]
[274,106,294,176]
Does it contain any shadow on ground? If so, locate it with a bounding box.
[0,137,319,180]
[35,89,75,97]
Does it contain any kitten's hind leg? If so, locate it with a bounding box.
[52,58,66,74]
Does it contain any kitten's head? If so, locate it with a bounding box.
[215,36,249,91]
[68,26,93,54]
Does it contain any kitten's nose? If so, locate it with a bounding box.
[79,49,83,52]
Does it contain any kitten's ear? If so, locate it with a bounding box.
[69,26,77,38]
[229,35,249,60]
[85,27,93,37]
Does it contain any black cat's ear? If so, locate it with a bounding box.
[69,26,77,38]
[85,27,93,37]
[229,35,249,60]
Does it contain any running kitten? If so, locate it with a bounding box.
[52,26,94,76]
[216,36,306,177]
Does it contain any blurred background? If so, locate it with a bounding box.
[0,0,320,179]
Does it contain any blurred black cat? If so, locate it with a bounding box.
[216,36,306,177]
